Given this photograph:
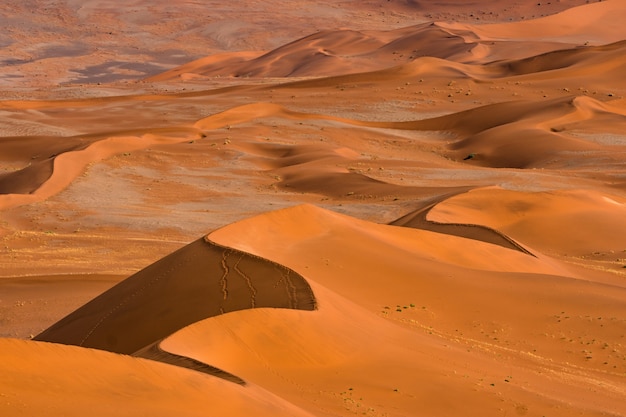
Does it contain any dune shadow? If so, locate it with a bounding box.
[391,193,535,257]
[135,340,246,385]
[35,238,317,383]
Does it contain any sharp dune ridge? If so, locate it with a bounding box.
[2,1,626,416]
[34,238,316,353]
[389,197,536,256]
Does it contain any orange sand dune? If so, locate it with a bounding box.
[463,0,626,45]
[0,129,202,209]
[193,96,626,171]
[201,204,625,416]
[151,23,486,80]
[2,1,626,416]
[35,238,315,356]
[24,203,626,415]
[149,1,626,83]
[428,186,626,261]
[0,339,314,417]
[496,40,626,80]
[389,194,534,255]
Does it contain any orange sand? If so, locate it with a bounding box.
[1,1,625,416]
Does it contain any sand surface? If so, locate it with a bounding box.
[1,1,625,416]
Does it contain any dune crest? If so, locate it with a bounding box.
[200,203,626,416]
[34,237,316,381]
[464,0,626,45]
[208,204,567,278]
[428,187,626,263]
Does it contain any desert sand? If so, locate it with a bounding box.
[1,1,625,416]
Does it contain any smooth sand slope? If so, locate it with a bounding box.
[1,1,626,416]
[203,205,625,416]
[0,338,315,417]
[27,203,626,416]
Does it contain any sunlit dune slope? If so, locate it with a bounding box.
[0,339,314,417]
[375,96,626,168]
[462,0,626,45]
[428,186,626,259]
[149,1,626,83]
[196,204,625,416]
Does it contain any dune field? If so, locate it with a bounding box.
[1,1,625,416]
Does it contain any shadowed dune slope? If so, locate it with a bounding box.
[193,97,626,172]
[0,135,88,195]
[383,96,626,168]
[496,40,626,78]
[390,198,534,255]
[35,238,316,355]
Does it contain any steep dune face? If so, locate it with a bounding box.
[28,202,626,416]
[35,238,315,355]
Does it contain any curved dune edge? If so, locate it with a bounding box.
[4,92,625,210]
[207,203,572,278]
[194,96,626,171]
[146,2,626,83]
[134,340,246,385]
[459,0,626,45]
[0,338,314,417]
[157,280,626,417]
[0,128,202,210]
[199,204,626,416]
[34,238,317,383]
[427,186,626,260]
[389,191,536,256]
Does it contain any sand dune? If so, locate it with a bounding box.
[201,204,626,416]
[151,23,486,80]
[2,1,626,416]
[29,203,626,415]
[0,338,314,417]
[428,186,626,260]
[464,0,626,45]
[0,130,202,209]
[152,1,626,82]
[35,238,315,356]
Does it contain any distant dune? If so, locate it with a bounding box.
[1,1,626,416]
